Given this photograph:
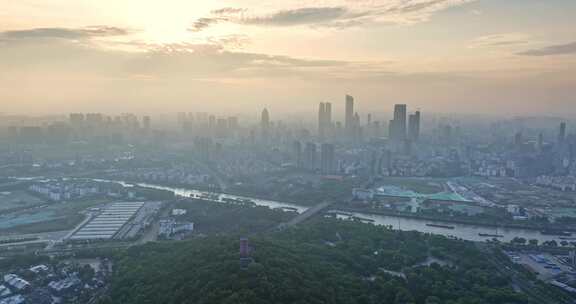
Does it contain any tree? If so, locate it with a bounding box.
[511,237,526,245]
[543,240,558,247]
[425,296,441,304]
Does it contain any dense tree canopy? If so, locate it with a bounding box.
[100,219,533,304]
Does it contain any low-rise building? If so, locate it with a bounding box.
[0,295,25,304]
[0,285,11,298]
[352,188,374,201]
[29,265,49,275]
[3,275,30,292]
[159,219,194,238]
[48,276,80,296]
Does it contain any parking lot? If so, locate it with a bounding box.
[506,251,574,281]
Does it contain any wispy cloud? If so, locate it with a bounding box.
[207,34,251,50]
[242,7,348,26]
[469,33,532,49]
[189,0,477,32]
[518,41,576,56]
[0,26,132,41]
[0,27,351,80]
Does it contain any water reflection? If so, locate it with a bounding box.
[14,177,571,244]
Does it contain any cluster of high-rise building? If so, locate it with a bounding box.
[69,112,151,133]
[0,112,154,145]
[177,112,239,139]
[389,104,421,143]
[281,95,424,176]
[471,122,576,178]
[315,96,422,145]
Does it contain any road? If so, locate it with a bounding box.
[0,231,70,252]
[476,243,572,304]
[0,230,69,244]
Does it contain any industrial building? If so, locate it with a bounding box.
[69,202,161,241]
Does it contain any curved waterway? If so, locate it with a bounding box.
[328,211,568,243]
[14,177,573,243]
[87,179,308,213]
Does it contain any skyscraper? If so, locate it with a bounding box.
[318,102,326,138]
[393,104,407,141]
[320,143,335,175]
[304,142,317,171]
[208,115,216,135]
[538,132,544,152]
[389,104,408,142]
[559,122,567,145]
[408,111,421,142]
[345,95,354,132]
[143,116,151,131]
[514,131,523,147]
[261,108,270,142]
[388,119,396,140]
[293,141,303,168]
[318,102,333,140]
[325,102,332,130]
[261,108,270,127]
[69,113,85,129]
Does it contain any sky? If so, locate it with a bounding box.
[0,0,575,117]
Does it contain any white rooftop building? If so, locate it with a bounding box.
[0,295,25,304]
[0,285,11,298]
[69,202,145,241]
[3,274,30,291]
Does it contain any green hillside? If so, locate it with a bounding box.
[100,219,535,304]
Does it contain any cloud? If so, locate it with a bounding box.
[207,34,251,49]
[190,18,223,32]
[211,7,247,15]
[190,0,477,32]
[469,33,532,49]
[0,28,351,81]
[518,41,576,56]
[242,7,348,26]
[0,26,132,41]
[1,25,574,116]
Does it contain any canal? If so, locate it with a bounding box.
[14,177,572,244]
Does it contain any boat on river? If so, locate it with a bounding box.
[478,233,504,238]
[351,216,376,223]
[426,223,455,229]
[540,229,572,236]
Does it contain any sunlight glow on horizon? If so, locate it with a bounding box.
[0,0,575,115]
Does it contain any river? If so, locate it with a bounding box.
[14,177,574,244]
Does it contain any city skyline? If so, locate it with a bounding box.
[1,0,575,115]
[3,2,576,301]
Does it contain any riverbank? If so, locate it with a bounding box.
[335,206,576,233]
[84,176,321,207]
[10,176,574,243]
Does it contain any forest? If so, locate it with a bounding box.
[99,218,539,304]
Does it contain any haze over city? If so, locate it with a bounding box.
[1,0,575,115]
[3,2,576,304]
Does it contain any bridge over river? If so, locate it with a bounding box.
[276,201,333,230]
